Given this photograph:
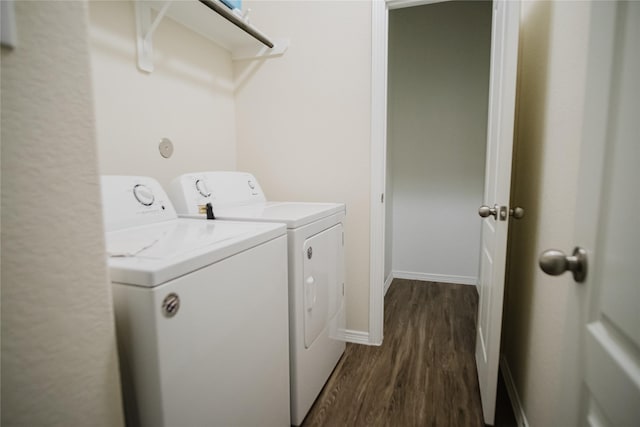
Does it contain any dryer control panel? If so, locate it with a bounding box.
[169,171,267,217]
[169,173,215,217]
[101,175,177,232]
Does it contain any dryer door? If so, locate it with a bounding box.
[303,223,344,348]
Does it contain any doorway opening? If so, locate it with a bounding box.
[371,0,521,423]
[384,1,492,293]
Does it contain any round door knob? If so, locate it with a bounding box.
[510,207,525,219]
[478,205,498,219]
[538,247,587,283]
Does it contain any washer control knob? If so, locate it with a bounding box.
[195,179,211,197]
[133,184,154,206]
[248,180,255,190]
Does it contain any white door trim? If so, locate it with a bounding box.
[369,0,388,346]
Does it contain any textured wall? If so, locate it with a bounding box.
[1,2,124,425]
[388,1,491,283]
[234,1,372,333]
[88,1,237,190]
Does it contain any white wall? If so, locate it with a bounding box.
[502,1,591,425]
[88,1,237,190]
[388,1,491,284]
[1,2,124,425]
[234,1,372,333]
[384,124,394,287]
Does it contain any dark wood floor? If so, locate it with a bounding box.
[301,279,517,427]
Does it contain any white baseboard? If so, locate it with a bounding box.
[500,355,530,427]
[384,273,394,296]
[392,270,477,286]
[344,329,378,345]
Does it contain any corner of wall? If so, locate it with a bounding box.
[1,2,124,425]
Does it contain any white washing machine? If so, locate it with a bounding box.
[169,171,347,426]
[101,175,290,427]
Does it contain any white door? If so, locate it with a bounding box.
[570,1,640,424]
[474,1,520,424]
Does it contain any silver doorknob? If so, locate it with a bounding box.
[510,207,525,219]
[538,247,587,283]
[478,205,498,219]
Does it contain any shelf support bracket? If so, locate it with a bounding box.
[231,38,290,61]
[135,0,172,72]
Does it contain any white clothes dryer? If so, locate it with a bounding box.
[169,171,347,426]
[102,176,290,427]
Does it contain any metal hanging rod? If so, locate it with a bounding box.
[198,0,274,48]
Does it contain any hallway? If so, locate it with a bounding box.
[302,279,516,426]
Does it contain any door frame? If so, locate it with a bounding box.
[369,0,449,345]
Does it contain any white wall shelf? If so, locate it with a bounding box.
[135,0,289,72]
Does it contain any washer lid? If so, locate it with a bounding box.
[210,202,345,229]
[106,218,286,287]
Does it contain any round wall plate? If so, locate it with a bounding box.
[159,138,174,158]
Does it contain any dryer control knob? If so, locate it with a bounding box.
[133,184,155,206]
[195,179,211,197]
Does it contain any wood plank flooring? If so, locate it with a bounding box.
[301,279,516,427]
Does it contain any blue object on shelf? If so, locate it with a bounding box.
[220,0,241,11]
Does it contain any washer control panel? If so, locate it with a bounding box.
[101,175,177,232]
